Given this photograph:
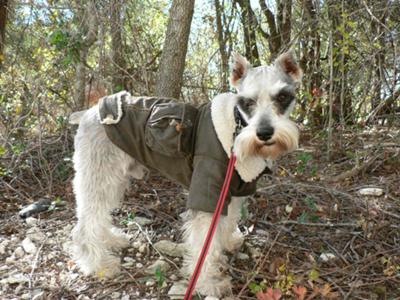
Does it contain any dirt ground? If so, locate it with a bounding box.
[1,127,399,299]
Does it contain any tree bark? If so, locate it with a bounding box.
[0,0,8,68]
[73,1,98,109]
[110,0,126,92]
[214,0,229,91]
[235,0,260,66]
[155,0,195,99]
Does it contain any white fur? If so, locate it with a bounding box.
[182,197,244,296]
[210,93,271,182]
[72,107,145,277]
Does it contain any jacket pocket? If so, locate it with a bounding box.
[145,102,197,157]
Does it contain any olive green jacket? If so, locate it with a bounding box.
[98,92,266,215]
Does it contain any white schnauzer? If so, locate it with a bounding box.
[70,51,302,297]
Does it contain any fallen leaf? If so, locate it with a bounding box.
[292,285,307,300]
[256,288,282,300]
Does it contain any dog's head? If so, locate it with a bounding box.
[230,51,302,161]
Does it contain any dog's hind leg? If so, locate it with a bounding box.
[71,108,134,277]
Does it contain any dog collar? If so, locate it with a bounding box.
[233,105,248,130]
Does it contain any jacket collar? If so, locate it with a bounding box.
[210,93,272,182]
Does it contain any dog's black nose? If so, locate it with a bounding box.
[256,126,274,141]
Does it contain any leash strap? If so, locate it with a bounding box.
[183,154,237,300]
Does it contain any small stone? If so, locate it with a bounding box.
[145,279,155,287]
[124,256,135,262]
[21,293,30,300]
[121,295,130,300]
[168,281,187,299]
[136,263,143,268]
[0,273,29,284]
[32,290,44,300]
[145,259,170,274]
[205,297,219,300]
[0,240,9,255]
[6,256,15,264]
[111,292,121,299]
[14,247,25,258]
[138,244,146,253]
[359,188,383,196]
[56,262,63,268]
[132,241,142,249]
[134,216,153,226]
[153,240,185,257]
[169,274,178,281]
[136,252,142,258]
[237,252,249,260]
[25,217,38,227]
[319,252,337,262]
[248,247,261,258]
[26,227,46,242]
[22,237,37,254]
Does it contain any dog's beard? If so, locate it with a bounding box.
[234,119,299,161]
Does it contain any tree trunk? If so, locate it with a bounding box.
[73,1,98,109]
[110,0,126,92]
[0,0,8,68]
[214,0,229,91]
[155,0,195,99]
[235,0,260,65]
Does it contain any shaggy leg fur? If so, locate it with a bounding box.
[182,197,245,297]
[71,108,142,277]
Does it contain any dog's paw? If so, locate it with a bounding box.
[225,231,244,252]
[196,276,232,297]
[107,227,131,250]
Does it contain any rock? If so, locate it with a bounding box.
[146,279,155,287]
[145,259,170,274]
[154,240,185,258]
[237,252,249,260]
[19,198,51,218]
[319,252,337,262]
[26,227,46,242]
[248,246,261,258]
[5,256,15,264]
[135,216,153,226]
[132,241,142,249]
[25,217,38,227]
[359,188,383,196]
[136,262,143,268]
[14,247,25,258]
[111,292,121,299]
[138,244,147,253]
[121,295,130,300]
[0,239,10,255]
[169,274,178,281]
[22,238,37,254]
[205,297,219,300]
[1,273,29,284]
[32,290,45,300]
[168,281,187,299]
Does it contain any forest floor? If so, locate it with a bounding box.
[0,126,399,300]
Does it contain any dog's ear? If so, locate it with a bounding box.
[230,53,251,89]
[275,51,303,82]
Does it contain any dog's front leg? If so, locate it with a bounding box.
[182,210,233,297]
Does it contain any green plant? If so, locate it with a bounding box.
[120,211,136,225]
[154,266,166,288]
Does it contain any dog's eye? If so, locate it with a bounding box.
[237,96,257,114]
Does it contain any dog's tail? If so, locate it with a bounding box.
[69,110,88,125]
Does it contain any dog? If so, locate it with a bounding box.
[70,51,302,297]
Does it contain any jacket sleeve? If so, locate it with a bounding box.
[187,156,231,215]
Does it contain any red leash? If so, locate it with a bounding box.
[183,154,237,300]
